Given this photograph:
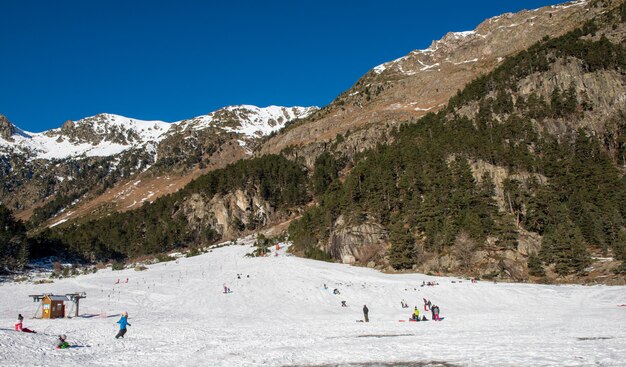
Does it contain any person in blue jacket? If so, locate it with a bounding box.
[115,311,131,339]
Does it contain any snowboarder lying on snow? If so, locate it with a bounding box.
[115,311,131,339]
[56,334,69,349]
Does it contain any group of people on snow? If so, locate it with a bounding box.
[327,283,443,322]
[413,298,442,321]
[13,310,131,349]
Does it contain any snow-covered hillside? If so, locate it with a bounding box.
[176,105,317,137]
[0,105,316,160]
[1,238,624,367]
[0,114,172,160]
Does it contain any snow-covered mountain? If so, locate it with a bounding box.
[0,114,172,160]
[0,105,316,217]
[175,105,317,137]
[0,105,317,161]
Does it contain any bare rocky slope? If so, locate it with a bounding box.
[258,0,619,166]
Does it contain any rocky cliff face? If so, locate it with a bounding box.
[179,189,279,241]
[258,0,621,164]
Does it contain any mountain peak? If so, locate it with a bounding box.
[0,114,16,141]
[177,105,318,139]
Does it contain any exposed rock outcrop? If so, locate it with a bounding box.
[0,115,16,141]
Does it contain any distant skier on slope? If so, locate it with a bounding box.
[363,305,369,322]
[115,311,131,339]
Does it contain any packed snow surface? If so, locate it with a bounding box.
[1,239,624,367]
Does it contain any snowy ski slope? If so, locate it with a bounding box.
[1,238,624,367]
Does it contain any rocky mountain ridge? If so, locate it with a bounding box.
[258,0,618,164]
[0,105,316,221]
[0,105,316,161]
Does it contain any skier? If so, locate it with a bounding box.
[433,305,441,321]
[115,311,131,339]
[363,305,369,322]
[56,334,69,349]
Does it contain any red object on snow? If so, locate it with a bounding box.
[15,322,22,331]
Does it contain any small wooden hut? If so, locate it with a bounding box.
[42,295,66,319]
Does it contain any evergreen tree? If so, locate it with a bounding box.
[388,219,416,270]
[540,221,590,275]
[527,253,545,277]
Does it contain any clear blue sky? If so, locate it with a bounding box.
[0,0,563,132]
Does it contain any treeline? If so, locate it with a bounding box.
[0,204,67,273]
[44,154,309,261]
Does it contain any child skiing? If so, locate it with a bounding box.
[115,311,131,339]
[363,305,369,322]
